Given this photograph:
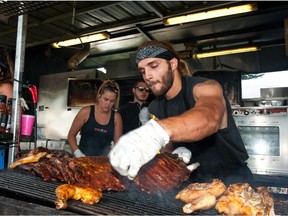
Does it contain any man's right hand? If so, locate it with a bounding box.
[109,119,170,180]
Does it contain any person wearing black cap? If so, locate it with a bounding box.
[109,40,253,186]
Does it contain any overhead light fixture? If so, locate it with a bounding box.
[51,32,110,48]
[163,3,257,25]
[97,67,106,74]
[195,46,258,59]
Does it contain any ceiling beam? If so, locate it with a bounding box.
[0,1,121,37]
[25,15,161,48]
[140,1,164,18]
[135,24,154,41]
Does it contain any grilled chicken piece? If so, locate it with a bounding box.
[215,183,275,216]
[176,179,226,214]
[183,194,217,214]
[55,184,102,210]
[176,179,226,203]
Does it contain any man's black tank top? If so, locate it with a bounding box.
[148,76,252,185]
[79,105,114,156]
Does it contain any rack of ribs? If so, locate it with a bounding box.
[134,153,191,194]
[9,147,127,191]
[10,148,193,194]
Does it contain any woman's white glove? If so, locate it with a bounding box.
[139,107,150,125]
[172,147,192,164]
[74,149,86,158]
[20,97,29,111]
[109,119,170,180]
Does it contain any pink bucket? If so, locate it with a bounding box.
[21,114,35,136]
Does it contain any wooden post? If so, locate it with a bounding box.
[285,17,288,56]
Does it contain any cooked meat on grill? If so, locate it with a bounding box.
[182,194,217,214]
[11,148,193,195]
[215,183,275,216]
[27,160,63,182]
[134,153,191,194]
[68,156,127,191]
[176,179,227,203]
[176,179,227,214]
[55,184,102,210]
[9,147,127,192]
[9,147,73,169]
[9,151,48,169]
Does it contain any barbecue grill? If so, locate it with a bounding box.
[0,169,287,215]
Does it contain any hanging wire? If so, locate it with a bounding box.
[70,1,84,47]
[72,1,76,26]
[54,0,84,49]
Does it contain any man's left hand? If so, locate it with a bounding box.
[172,147,192,164]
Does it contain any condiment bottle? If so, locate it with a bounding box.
[5,98,12,133]
[0,95,7,132]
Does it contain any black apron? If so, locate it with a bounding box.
[149,76,254,186]
[79,106,114,156]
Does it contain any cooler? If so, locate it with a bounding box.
[0,145,4,169]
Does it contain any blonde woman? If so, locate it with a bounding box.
[68,80,122,157]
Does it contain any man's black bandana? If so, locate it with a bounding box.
[135,46,175,64]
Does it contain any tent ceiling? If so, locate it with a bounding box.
[0,1,287,68]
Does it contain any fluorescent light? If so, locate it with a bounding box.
[164,3,257,25]
[196,46,258,59]
[97,67,106,74]
[51,32,110,48]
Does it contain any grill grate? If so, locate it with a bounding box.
[0,169,288,215]
[0,169,212,215]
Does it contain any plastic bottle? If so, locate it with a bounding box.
[5,98,12,133]
[0,95,7,132]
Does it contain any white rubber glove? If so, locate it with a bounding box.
[139,107,150,125]
[20,97,29,111]
[74,149,86,158]
[172,147,192,164]
[109,119,170,180]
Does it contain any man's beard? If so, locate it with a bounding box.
[152,63,174,97]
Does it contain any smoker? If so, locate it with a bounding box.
[232,106,288,177]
